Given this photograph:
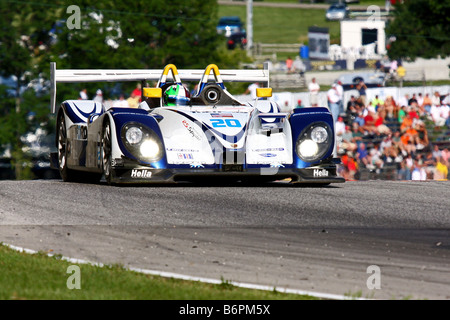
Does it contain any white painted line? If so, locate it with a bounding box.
[3,243,367,300]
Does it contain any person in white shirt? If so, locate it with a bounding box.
[431,91,441,106]
[335,80,344,115]
[245,82,260,100]
[113,94,129,108]
[308,77,320,107]
[398,94,409,108]
[389,59,398,75]
[93,89,103,103]
[79,88,88,100]
[417,93,424,108]
[430,104,446,127]
[327,84,340,122]
[411,162,427,181]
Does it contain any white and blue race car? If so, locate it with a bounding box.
[50,62,344,185]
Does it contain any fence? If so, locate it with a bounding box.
[270,73,306,89]
[252,43,302,62]
[385,69,427,87]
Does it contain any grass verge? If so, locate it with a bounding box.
[218,5,341,45]
[0,244,317,300]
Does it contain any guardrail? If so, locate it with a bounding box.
[252,43,302,61]
[385,69,427,87]
[270,73,306,89]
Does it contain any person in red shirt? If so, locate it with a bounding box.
[408,106,419,120]
[362,111,377,135]
[375,109,392,135]
[131,83,142,102]
[286,56,293,73]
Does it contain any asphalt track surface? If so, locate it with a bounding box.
[0,179,449,300]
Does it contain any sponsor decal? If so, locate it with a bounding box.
[177,153,194,160]
[270,162,285,168]
[111,158,124,167]
[131,169,152,179]
[211,113,233,118]
[259,153,277,158]
[254,161,285,166]
[167,148,199,152]
[252,148,285,152]
[313,169,329,177]
[182,120,202,140]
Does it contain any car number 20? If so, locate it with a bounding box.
[210,119,241,128]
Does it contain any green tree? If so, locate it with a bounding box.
[1,0,247,179]
[386,0,450,60]
[0,0,60,179]
[49,0,222,70]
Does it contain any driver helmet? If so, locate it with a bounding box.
[163,84,190,106]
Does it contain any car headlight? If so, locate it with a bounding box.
[140,139,160,159]
[121,122,164,162]
[298,139,319,159]
[125,127,143,145]
[311,126,328,143]
[296,123,332,162]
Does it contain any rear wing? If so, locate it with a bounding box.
[50,62,270,113]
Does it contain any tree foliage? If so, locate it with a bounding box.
[386,0,450,60]
[0,0,246,178]
[47,0,222,69]
[0,1,62,178]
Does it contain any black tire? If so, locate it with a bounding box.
[57,112,76,182]
[57,112,101,183]
[102,120,113,185]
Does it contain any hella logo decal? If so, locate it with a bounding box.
[313,169,329,177]
[131,169,152,178]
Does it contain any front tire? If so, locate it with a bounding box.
[57,111,102,184]
[57,112,76,182]
[102,120,113,185]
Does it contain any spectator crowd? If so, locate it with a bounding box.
[336,87,450,181]
[78,84,143,109]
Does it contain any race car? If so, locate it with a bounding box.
[50,62,344,185]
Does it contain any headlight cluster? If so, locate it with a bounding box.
[296,123,332,162]
[121,122,163,162]
[125,127,143,145]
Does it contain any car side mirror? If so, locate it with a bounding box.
[143,88,162,98]
[256,88,273,99]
